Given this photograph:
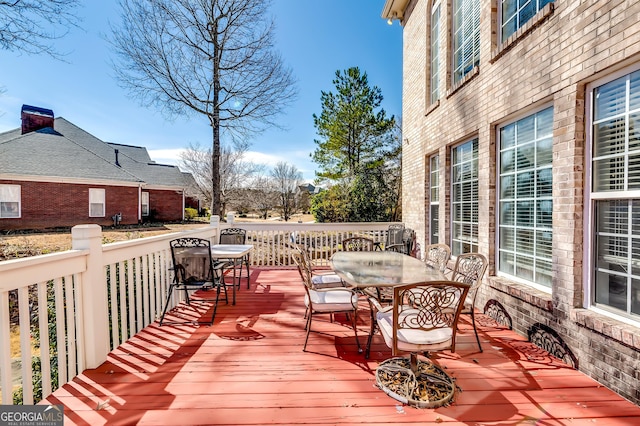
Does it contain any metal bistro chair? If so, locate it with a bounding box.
[450,252,488,352]
[424,243,451,273]
[369,280,470,408]
[294,244,346,290]
[383,224,405,252]
[342,236,375,252]
[160,238,229,326]
[369,280,470,371]
[219,227,250,289]
[292,250,361,352]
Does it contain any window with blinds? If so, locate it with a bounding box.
[500,0,554,43]
[498,107,553,288]
[451,139,478,255]
[429,155,440,244]
[430,2,441,104]
[0,184,21,218]
[452,0,480,84]
[590,67,640,317]
[89,188,105,218]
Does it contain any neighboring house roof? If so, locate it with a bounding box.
[0,116,190,189]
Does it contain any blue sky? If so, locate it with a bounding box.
[0,1,402,182]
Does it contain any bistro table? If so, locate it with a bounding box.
[211,244,253,305]
[330,250,446,357]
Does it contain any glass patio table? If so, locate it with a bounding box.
[330,251,444,288]
[330,250,446,358]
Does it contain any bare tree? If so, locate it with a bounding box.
[0,0,80,58]
[179,140,262,215]
[251,173,277,219]
[271,161,302,222]
[110,0,297,216]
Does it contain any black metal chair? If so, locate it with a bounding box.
[382,224,405,252]
[219,227,251,289]
[159,237,229,326]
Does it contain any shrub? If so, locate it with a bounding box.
[184,208,198,220]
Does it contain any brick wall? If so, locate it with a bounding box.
[0,180,186,230]
[401,0,640,404]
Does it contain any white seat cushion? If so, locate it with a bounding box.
[376,308,453,352]
[311,274,344,289]
[306,288,358,313]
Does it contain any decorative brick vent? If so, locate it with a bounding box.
[528,323,578,369]
[484,299,513,329]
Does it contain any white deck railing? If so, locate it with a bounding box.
[0,221,399,404]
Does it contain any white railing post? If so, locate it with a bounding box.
[210,215,221,243]
[72,224,109,369]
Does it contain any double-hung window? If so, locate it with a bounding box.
[451,139,478,255]
[498,107,553,288]
[429,155,440,244]
[430,1,441,104]
[0,184,21,218]
[587,65,640,318]
[89,188,105,217]
[500,0,554,43]
[452,0,480,84]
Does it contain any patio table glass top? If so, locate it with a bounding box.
[330,251,444,288]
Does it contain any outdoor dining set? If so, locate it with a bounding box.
[160,224,488,408]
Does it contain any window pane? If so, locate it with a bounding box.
[537,169,553,197]
[594,77,626,120]
[500,251,515,274]
[630,113,640,151]
[0,202,20,218]
[632,278,640,315]
[500,201,514,225]
[594,118,626,156]
[593,156,626,191]
[537,137,553,165]
[500,226,514,250]
[536,200,553,227]
[630,70,640,111]
[501,175,515,198]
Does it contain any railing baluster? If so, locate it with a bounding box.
[0,291,12,404]
[108,264,119,349]
[18,286,33,405]
[37,280,52,397]
[54,277,67,386]
[118,261,127,345]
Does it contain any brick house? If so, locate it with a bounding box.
[0,105,199,230]
[383,0,640,404]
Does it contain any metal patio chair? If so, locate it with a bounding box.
[159,237,229,326]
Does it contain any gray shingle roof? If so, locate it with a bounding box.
[0,117,190,189]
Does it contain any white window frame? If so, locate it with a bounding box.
[0,184,21,218]
[430,1,441,104]
[452,0,480,84]
[141,191,150,216]
[451,138,479,256]
[584,62,640,324]
[89,188,105,218]
[499,0,554,43]
[496,105,554,292]
[429,154,440,244]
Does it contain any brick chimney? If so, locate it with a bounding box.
[21,104,55,134]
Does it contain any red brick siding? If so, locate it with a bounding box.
[147,189,184,222]
[0,180,139,230]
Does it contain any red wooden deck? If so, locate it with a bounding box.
[43,268,640,425]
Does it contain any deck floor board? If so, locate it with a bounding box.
[42,267,640,425]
